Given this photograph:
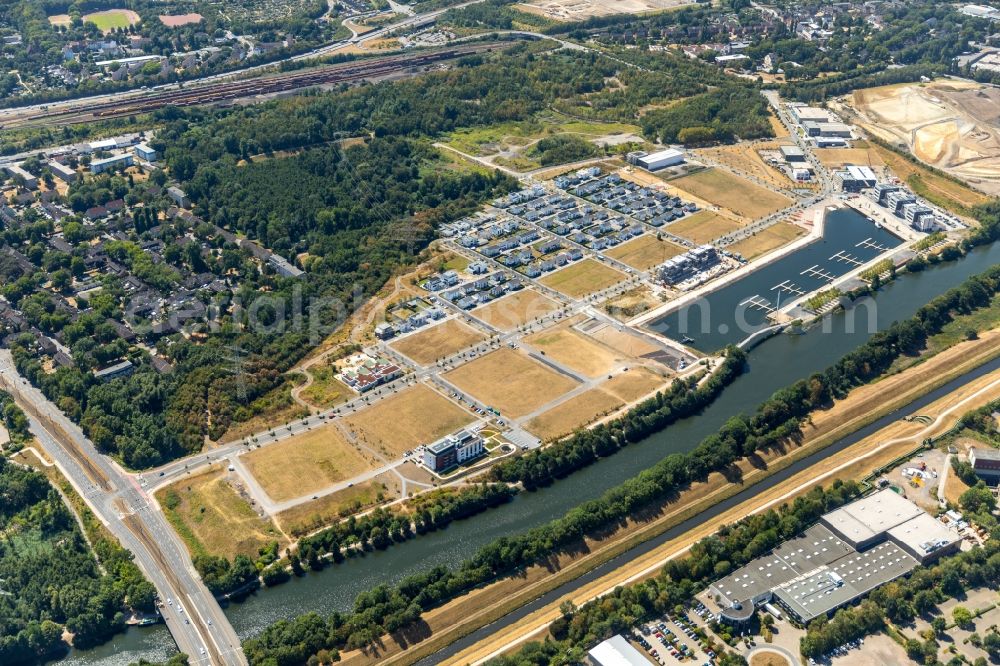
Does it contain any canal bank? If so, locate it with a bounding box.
[62,240,1000,665]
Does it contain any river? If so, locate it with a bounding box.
[63,239,1000,665]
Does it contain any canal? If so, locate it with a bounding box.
[63,239,1000,665]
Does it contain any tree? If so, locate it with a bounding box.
[951,606,973,629]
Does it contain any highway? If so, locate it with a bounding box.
[0,351,246,666]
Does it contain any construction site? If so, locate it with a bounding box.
[844,80,1000,195]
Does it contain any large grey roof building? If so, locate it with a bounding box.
[707,490,960,625]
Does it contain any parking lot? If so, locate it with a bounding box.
[634,604,723,665]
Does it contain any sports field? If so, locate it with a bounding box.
[159,13,204,27]
[344,384,474,456]
[539,259,627,298]
[668,210,743,244]
[472,289,561,331]
[445,348,578,418]
[671,169,792,220]
[242,427,375,502]
[605,234,685,270]
[730,221,804,260]
[158,468,286,560]
[83,9,140,32]
[524,325,621,378]
[390,318,486,366]
[525,388,623,440]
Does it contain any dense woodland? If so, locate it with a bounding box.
[0,458,155,664]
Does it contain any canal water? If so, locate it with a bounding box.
[653,207,902,351]
[65,239,1000,665]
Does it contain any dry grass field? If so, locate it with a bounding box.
[671,169,793,220]
[242,427,376,502]
[605,234,685,270]
[730,221,805,259]
[814,141,885,169]
[695,141,796,191]
[539,259,627,298]
[525,388,623,440]
[390,319,486,366]
[445,348,578,418]
[588,324,660,358]
[473,289,561,331]
[159,468,286,560]
[525,325,621,378]
[768,113,789,138]
[602,367,667,402]
[668,210,744,244]
[344,385,475,456]
[275,479,390,537]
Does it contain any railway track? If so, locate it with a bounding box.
[8,44,504,127]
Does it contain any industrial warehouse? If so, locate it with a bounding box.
[703,490,960,625]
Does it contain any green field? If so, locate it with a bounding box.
[83,9,140,31]
[445,115,644,158]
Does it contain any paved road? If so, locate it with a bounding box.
[0,351,245,666]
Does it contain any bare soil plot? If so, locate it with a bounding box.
[515,0,691,21]
[445,348,578,418]
[158,467,286,560]
[749,651,791,666]
[601,367,667,403]
[671,169,792,220]
[473,289,561,331]
[275,478,390,537]
[525,388,623,440]
[242,427,376,502]
[730,221,804,260]
[668,210,743,244]
[391,319,486,366]
[47,14,71,26]
[849,80,1000,195]
[159,13,204,26]
[344,384,475,456]
[539,259,627,298]
[525,326,622,378]
[602,286,661,321]
[605,234,685,270]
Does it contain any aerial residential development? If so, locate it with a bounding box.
[2,1,1000,666]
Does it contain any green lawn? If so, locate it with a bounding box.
[83,9,138,31]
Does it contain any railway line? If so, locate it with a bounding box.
[4,44,506,128]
